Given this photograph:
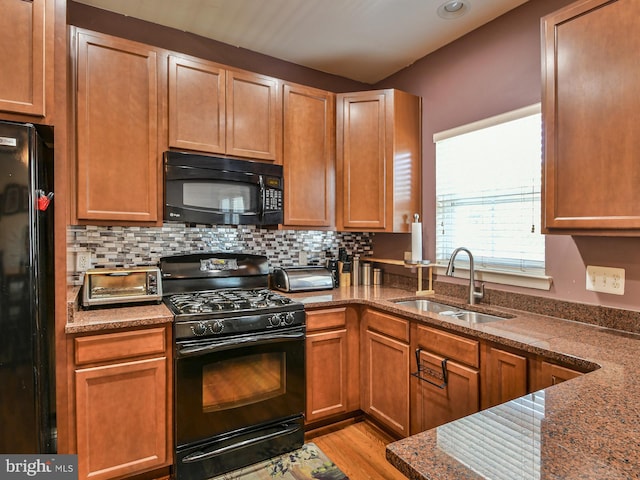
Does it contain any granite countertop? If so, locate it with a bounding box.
[65,286,173,334]
[287,286,640,480]
[65,283,640,478]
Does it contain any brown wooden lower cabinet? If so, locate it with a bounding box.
[306,328,348,420]
[361,309,410,438]
[71,326,172,480]
[530,359,584,392]
[410,323,480,435]
[481,344,528,410]
[305,307,359,425]
[412,350,479,433]
[305,307,588,441]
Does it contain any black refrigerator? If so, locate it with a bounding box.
[0,121,56,453]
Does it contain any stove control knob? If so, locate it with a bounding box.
[191,322,208,336]
[210,320,224,334]
[283,312,296,325]
[269,314,283,327]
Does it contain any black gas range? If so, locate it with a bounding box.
[160,253,306,480]
[165,287,304,340]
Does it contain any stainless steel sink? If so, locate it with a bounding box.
[393,299,507,323]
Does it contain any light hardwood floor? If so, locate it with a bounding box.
[305,421,407,480]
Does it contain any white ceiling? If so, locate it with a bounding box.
[73,0,529,84]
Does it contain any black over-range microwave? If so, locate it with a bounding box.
[164,151,284,226]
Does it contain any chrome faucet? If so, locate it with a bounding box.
[445,247,484,305]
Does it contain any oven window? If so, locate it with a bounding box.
[202,352,286,412]
[183,182,256,212]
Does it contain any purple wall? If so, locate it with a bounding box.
[374,0,640,312]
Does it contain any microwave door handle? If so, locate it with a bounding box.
[258,175,265,220]
[167,165,262,184]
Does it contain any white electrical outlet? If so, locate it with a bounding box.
[76,251,91,271]
[586,265,625,295]
[298,251,308,266]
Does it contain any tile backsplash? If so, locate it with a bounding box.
[68,224,373,284]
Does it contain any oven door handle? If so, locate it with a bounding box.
[177,330,305,358]
[181,422,302,463]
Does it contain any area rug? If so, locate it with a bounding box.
[210,443,348,480]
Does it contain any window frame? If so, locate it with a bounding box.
[433,104,551,291]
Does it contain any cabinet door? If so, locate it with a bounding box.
[337,92,387,230]
[226,70,280,162]
[282,83,335,227]
[362,329,410,437]
[542,0,640,232]
[75,30,159,223]
[306,328,348,422]
[413,349,479,434]
[482,346,527,409]
[75,357,168,480]
[0,0,46,116]
[168,55,226,153]
[337,89,421,233]
[534,361,583,391]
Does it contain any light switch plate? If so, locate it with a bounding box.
[586,265,625,295]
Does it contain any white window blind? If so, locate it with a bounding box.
[434,104,544,275]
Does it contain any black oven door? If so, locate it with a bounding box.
[174,326,305,448]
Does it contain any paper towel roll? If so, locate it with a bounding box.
[411,214,422,263]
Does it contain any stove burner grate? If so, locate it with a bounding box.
[167,288,295,316]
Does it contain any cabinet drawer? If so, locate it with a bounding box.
[306,307,347,331]
[414,324,479,368]
[75,327,167,366]
[365,309,409,343]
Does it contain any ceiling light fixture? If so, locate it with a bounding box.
[437,0,469,19]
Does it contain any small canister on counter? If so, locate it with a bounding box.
[373,267,382,285]
[361,262,372,286]
[352,255,360,286]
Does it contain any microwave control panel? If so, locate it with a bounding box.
[265,188,282,211]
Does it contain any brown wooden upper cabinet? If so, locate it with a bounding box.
[227,70,281,162]
[542,0,640,234]
[0,0,51,118]
[168,54,281,162]
[336,89,421,232]
[282,82,335,228]
[168,55,226,154]
[74,29,160,224]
